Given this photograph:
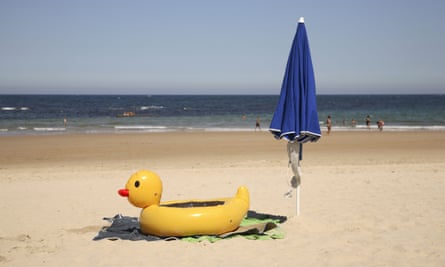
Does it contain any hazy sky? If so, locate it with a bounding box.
[1,0,444,94]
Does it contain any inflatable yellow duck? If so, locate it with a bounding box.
[118,170,250,237]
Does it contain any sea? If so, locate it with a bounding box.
[0,94,444,136]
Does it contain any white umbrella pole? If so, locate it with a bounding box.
[296,180,300,215]
[287,142,302,215]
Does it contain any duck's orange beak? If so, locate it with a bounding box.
[118,189,129,197]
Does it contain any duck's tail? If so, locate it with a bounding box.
[235,186,250,205]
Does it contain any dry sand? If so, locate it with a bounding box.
[1,131,444,266]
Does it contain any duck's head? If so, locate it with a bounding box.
[118,170,163,208]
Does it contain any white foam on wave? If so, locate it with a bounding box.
[331,125,445,131]
[203,127,254,132]
[1,106,30,111]
[114,125,167,130]
[385,125,445,131]
[33,127,66,132]
[140,105,164,110]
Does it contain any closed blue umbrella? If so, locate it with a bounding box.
[269,17,321,215]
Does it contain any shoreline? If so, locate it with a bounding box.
[1,124,445,137]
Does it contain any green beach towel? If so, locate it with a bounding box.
[94,211,286,242]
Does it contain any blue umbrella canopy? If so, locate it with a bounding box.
[269,19,321,143]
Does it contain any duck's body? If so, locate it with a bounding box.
[119,170,250,237]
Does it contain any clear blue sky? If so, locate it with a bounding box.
[1,0,444,94]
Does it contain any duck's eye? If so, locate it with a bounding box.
[134,181,140,188]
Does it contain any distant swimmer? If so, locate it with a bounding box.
[377,120,384,131]
[351,118,356,128]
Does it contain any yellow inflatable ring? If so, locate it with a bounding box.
[118,170,250,237]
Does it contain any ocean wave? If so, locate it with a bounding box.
[33,127,66,132]
[114,125,167,130]
[1,106,30,111]
[140,105,164,110]
[331,125,445,131]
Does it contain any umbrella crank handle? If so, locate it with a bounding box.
[290,175,301,189]
[287,143,301,174]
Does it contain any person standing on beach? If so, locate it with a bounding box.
[326,115,332,135]
[255,117,261,131]
[366,115,371,129]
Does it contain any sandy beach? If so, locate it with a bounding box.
[1,130,444,266]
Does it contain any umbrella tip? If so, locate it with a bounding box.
[298,17,304,23]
